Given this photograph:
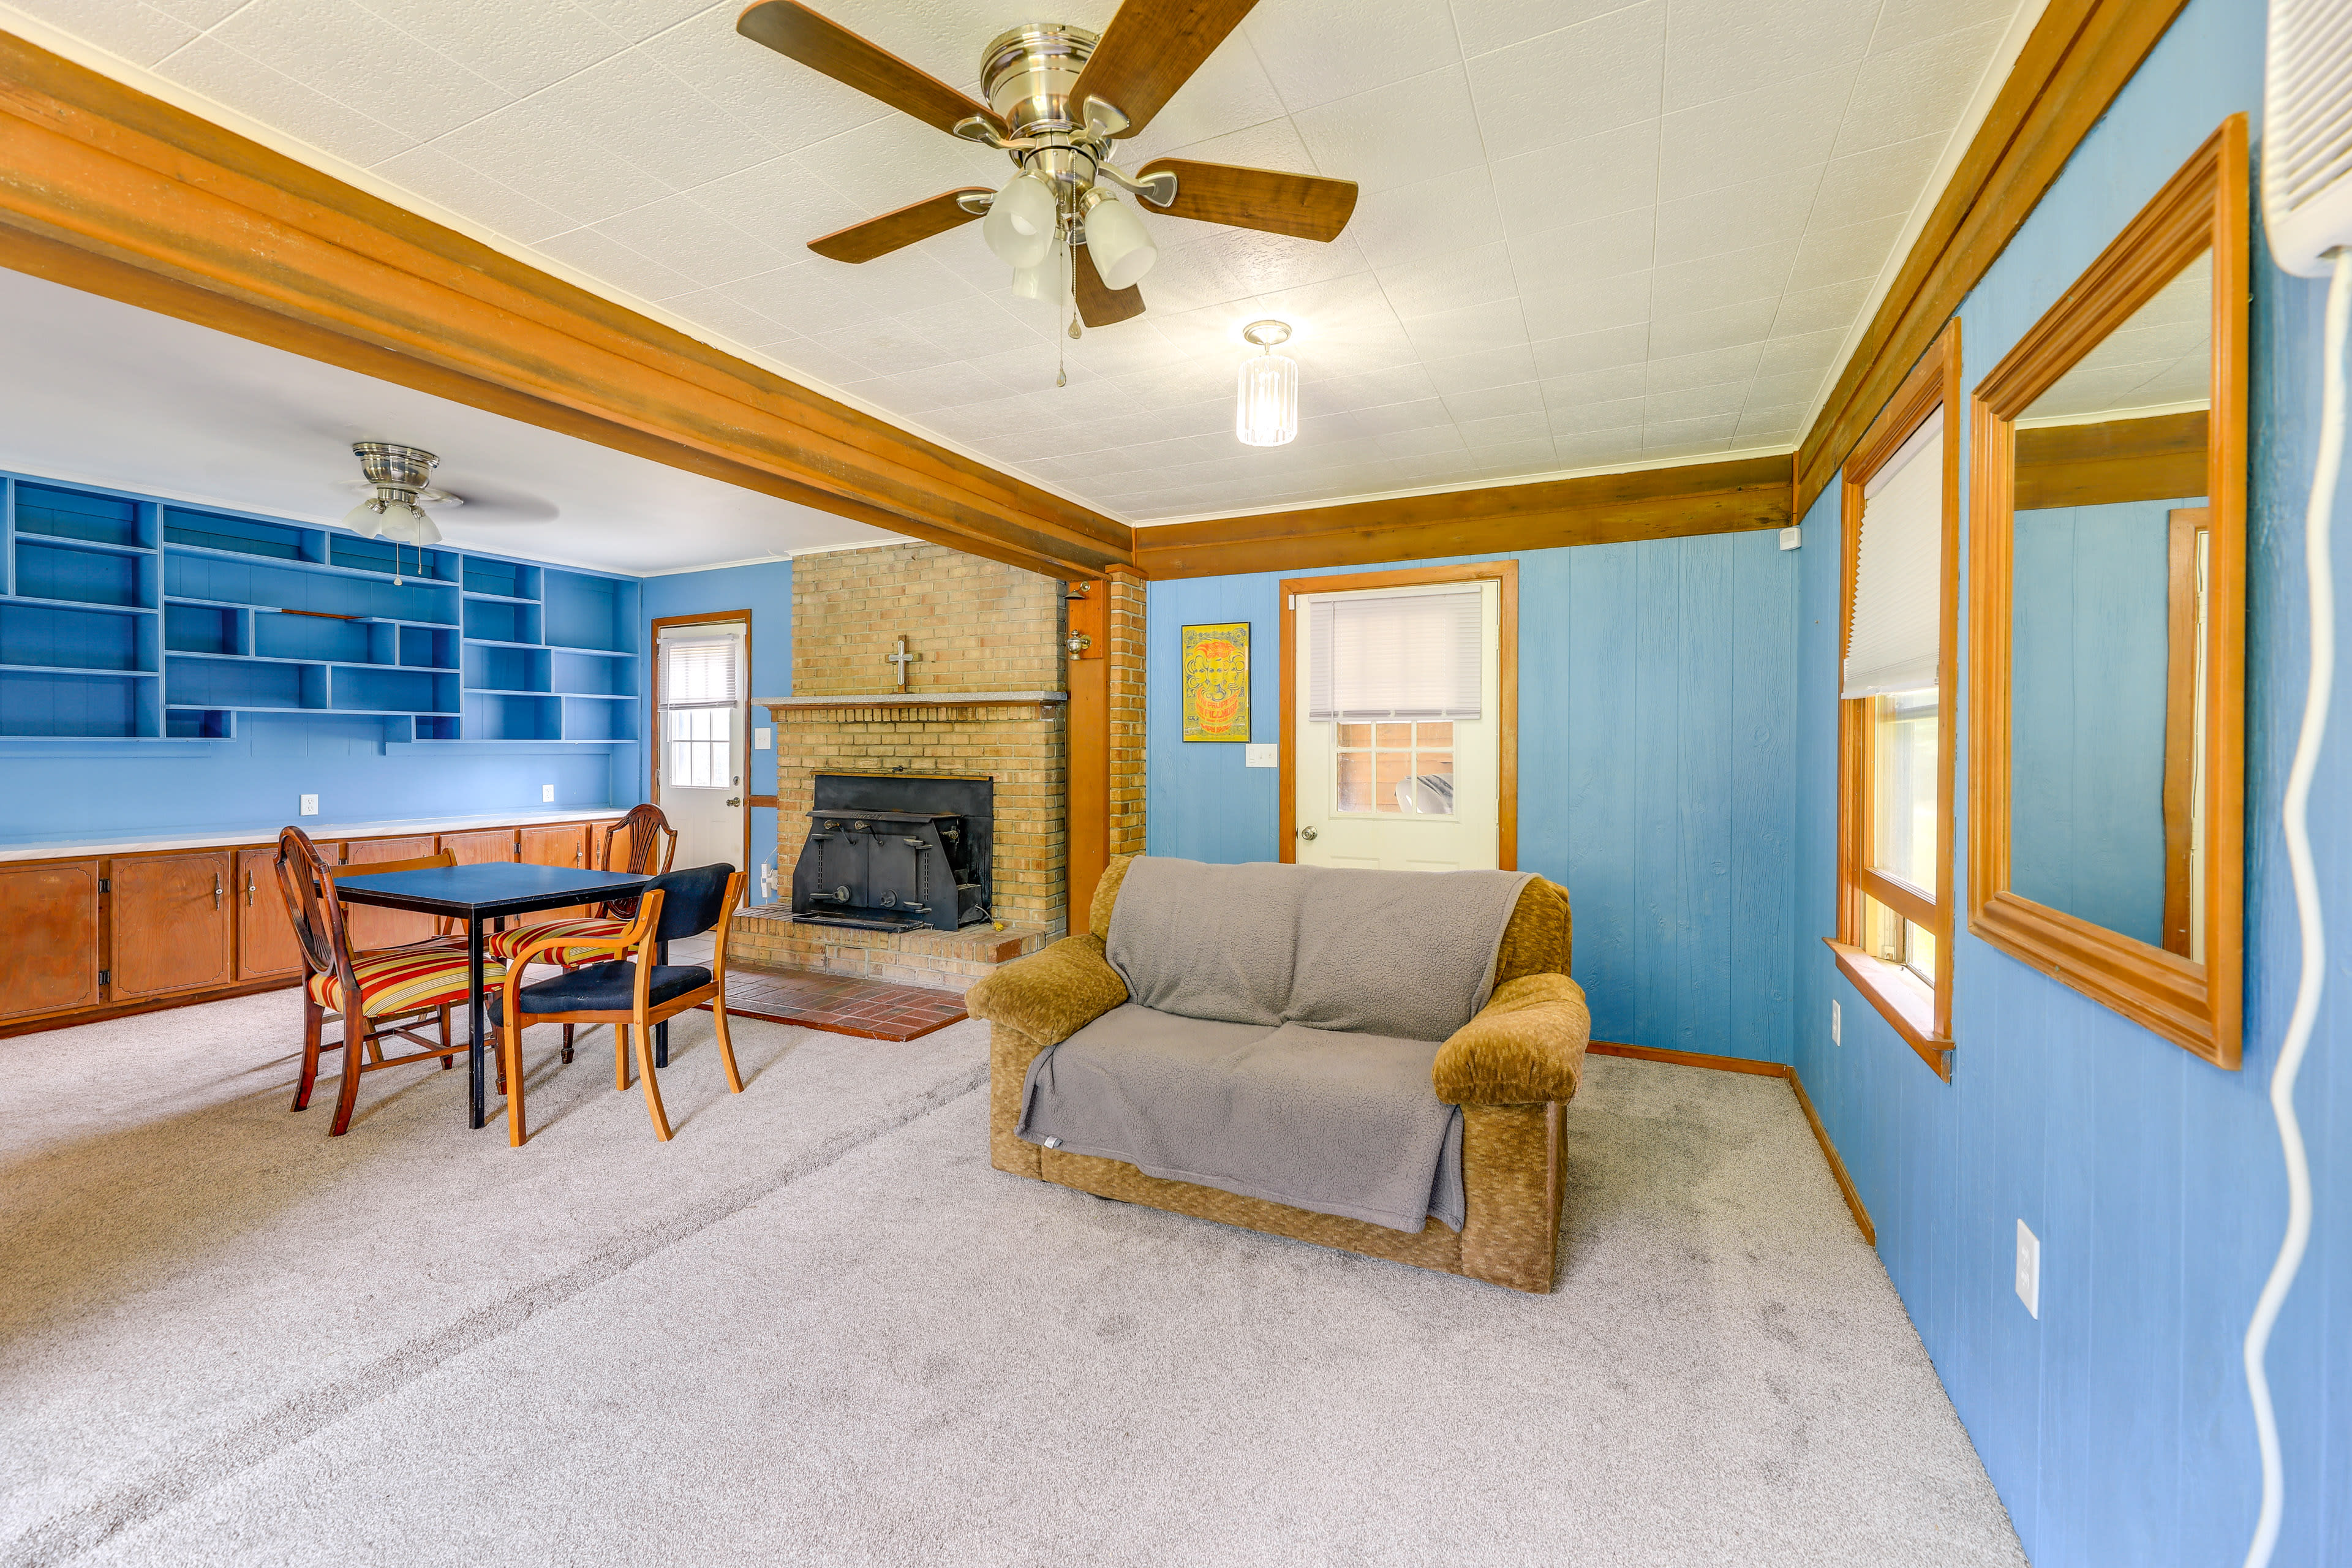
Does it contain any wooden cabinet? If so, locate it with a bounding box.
[441,829,517,865]
[0,861,100,1020]
[519,824,591,918]
[340,835,440,950]
[110,851,233,1000]
[236,846,305,981]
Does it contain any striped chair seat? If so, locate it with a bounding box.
[485,918,628,966]
[307,948,506,1018]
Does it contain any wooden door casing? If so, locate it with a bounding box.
[0,861,100,1020]
[236,845,304,981]
[109,852,233,999]
[340,835,440,949]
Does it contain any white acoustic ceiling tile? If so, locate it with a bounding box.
[1518,271,1652,341]
[41,0,197,66]
[829,247,982,320]
[1640,344,1762,399]
[1208,228,1374,301]
[1547,393,1647,434]
[595,193,794,285]
[1115,239,1259,314]
[1784,213,1907,295]
[537,50,778,190]
[352,0,631,99]
[160,34,418,167]
[1809,133,1947,229]
[1744,368,1826,409]
[1466,1,1666,157]
[1756,327,1848,379]
[1441,381,1547,423]
[1295,67,1488,194]
[213,0,512,143]
[1452,0,1635,59]
[428,98,673,224]
[1831,21,2004,160]
[1553,426,1648,467]
[1640,412,1740,443]
[535,225,703,301]
[569,0,716,46]
[726,259,890,332]
[1374,241,1520,318]
[1344,167,1507,268]
[1314,362,1442,412]
[799,113,1006,214]
[690,155,872,257]
[1643,381,1747,423]
[1048,325,1185,382]
[1647,297,1777,358]
[1662,0,1878,111]
[638,10,899,154]
[1651,239,1799,317]
[1240,0,1461,114]
[1351,398,1454,437]
[1400,298,1529,359]
[1489,120,1663,236]
[1641,431,1738,459]
[373,144,578,244]
[1736,403,1808,440]
[892,298,1044,364]
[760,334,873,389]
[656,287,794,349]
[1528,322,1650,377]
[1118,50,1291,166]
[1456,411,1550,447]
[1539,362,1647,406]
[1370,423,1471,458]
[863,360,1016,415]
[1474,439,1567,477]
[1657,66,1852,200]
[1139,116,1323,184]
[1505,211,1657,295]
[1425,345,1539,396]
[148,0,246,23]
[1651,165,1823,268]
[1771,277,1874,338]
[1868,0,2016,55]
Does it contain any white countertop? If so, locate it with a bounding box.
[755,690,1069,706]
[0,807,630,865]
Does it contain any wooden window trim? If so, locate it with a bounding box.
[1277,562,1518,868]
[1831,321,1961,1081]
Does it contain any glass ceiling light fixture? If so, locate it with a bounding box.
[1235,320,1298,447]
[1079,188,1156,290]
[982,171,1057,270]
[341,442,459,584]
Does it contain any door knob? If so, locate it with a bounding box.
[726,797,743,807]
[1299,826,1318,841]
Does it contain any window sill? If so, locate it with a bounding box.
[1825,938,1952,1080]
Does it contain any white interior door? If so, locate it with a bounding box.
[1294,580,1501,870]
[658,624,748,873]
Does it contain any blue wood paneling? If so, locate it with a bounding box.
[1147,534,1800,1061]
[643,559,793,897]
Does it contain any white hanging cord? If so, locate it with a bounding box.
[2242,243,2351,1568]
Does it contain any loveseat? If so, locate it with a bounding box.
[965,854,1593,1293]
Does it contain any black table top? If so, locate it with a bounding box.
[332,862,653,919]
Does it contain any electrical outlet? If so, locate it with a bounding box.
[1831,1000,1842,1046]
[1244,742,1278,767]
[299,794,318,817]
[2016,1220,2040,1319]
[542,784,555,802]
[755,727,772,750]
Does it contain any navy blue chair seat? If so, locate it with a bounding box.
[489,962,714,1023]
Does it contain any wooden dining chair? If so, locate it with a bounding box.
[485,802,680,1063]
[490,864,745,1147]
[320,848,467,1069]
[274,827,507,1137]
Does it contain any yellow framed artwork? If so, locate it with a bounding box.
[1181,622,1250,742]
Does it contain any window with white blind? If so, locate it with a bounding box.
[1308,589,1482,720]
[660,635,741,790]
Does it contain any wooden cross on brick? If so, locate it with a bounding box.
[883,635,921,688]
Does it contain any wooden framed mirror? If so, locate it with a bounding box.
[1967,115,2248,1069]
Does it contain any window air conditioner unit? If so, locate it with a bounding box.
[2264,0,2352,276]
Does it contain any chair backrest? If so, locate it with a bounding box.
[641,863,736,943]
[273,827,359,984]
[600,804,678,919]
[327,850,455,880]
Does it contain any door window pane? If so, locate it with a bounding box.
[666,706,731,789]
[1333,720,1458,816]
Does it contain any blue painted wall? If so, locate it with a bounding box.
[641,559,791,896]
[1791,1,2348,1560]
[2010,496,2193,946]
[1147,533,1799,1061]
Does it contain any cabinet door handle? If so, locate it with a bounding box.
[246,873,255,907]
[213,876,224,908]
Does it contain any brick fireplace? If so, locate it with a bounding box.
[729,541,1074,992]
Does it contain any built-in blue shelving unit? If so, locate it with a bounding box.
[0,470,641,744]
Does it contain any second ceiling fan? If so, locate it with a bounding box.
[736,0,1359,329]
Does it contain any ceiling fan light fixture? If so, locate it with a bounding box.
[1012,238,1067,300]
[1235,320,1297,447]
[984,172,1057,268]
[1081,190,1156,290]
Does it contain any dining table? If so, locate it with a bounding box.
[332,862,655,1129]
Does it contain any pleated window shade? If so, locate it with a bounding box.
[1843,410,1946,699]
[1309,589,1482,720]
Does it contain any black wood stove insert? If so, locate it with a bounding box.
[789,773,993,933]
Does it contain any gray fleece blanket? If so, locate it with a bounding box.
[1018,858,1533,1233]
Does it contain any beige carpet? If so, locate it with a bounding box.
[0,984,2024,1566]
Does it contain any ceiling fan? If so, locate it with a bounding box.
[736,0,1359,330]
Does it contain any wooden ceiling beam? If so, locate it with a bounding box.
[0,29,1131,580]
[1132,454,1792,579]
[1793,0,2193,520]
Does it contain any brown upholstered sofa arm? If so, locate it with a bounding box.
[965,932,1129,1047]
[1431,973,1593,1106]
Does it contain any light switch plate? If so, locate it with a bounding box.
[755,728,772,750]
[298,794,318,817]
[2016,1219,2040,1319]
[542,784,555,802]
[1244,743,1278,768]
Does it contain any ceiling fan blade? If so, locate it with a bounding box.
[1074,244,1147,327]
[1070,0,1259,138]
[1136,160,1358,242]
[808,189,993,263]
[737,1,1001,137]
